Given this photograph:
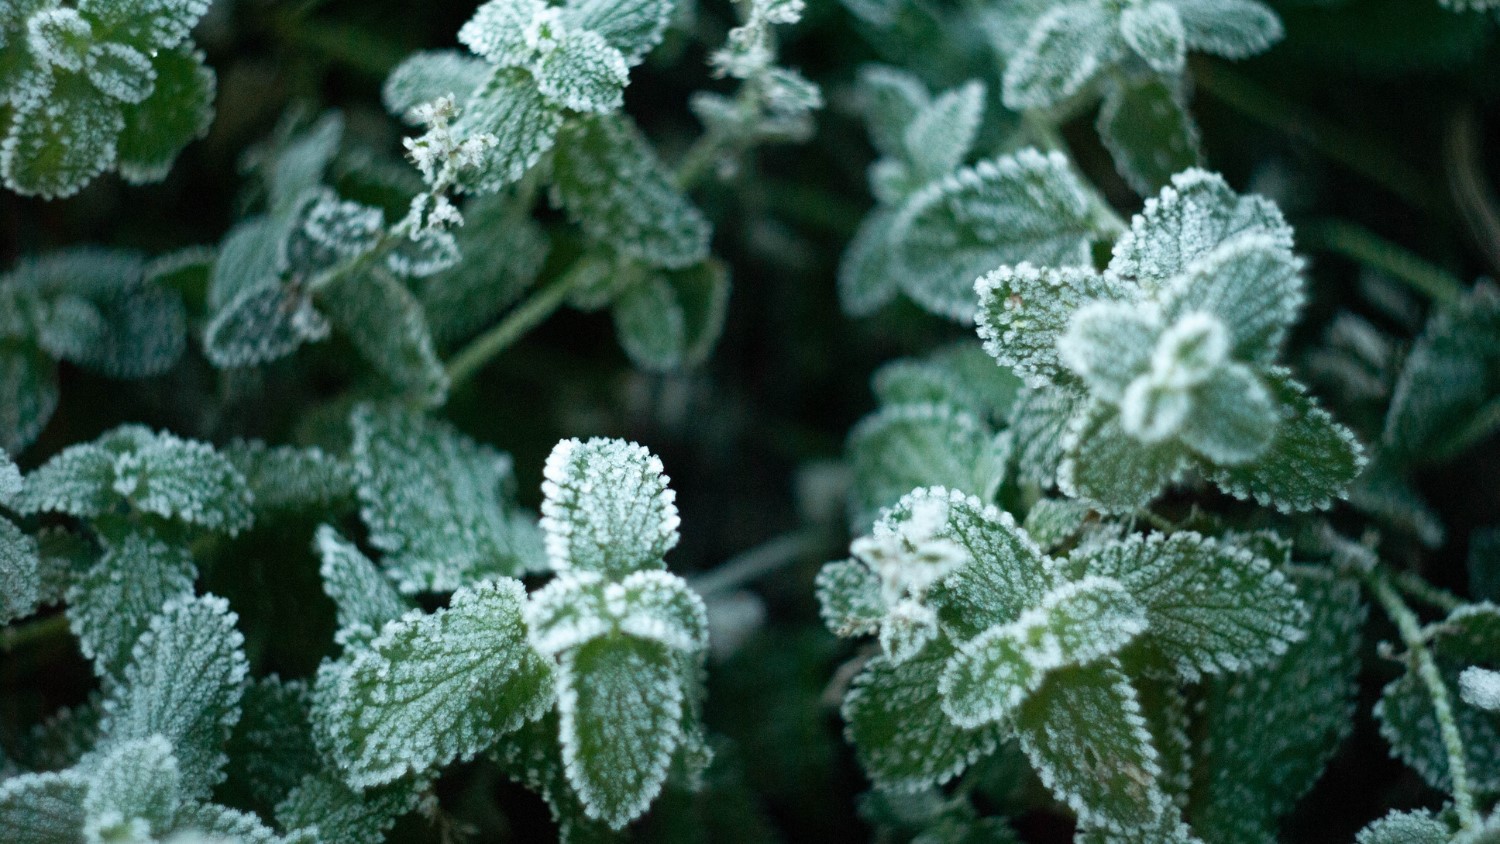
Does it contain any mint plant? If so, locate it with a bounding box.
[3,0,1500,840]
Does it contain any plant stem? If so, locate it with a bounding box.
[1432,394,1500,463]
[1392,570,1464,614]
[444,270,583,389]
[690,528,832,597]
[1300,220,1467,308]
[1192,61,1442,214]
[0,613,69,653]
[1363,568,1481,830]
[1443,108,1500,279]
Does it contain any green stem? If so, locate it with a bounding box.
[1192,60,1442,215]
[0,613,69,653]
[690,528,832,597]
[1431,394,1500,463]
[1393,570,1464,614]
[1300,220,1466,308]
[444,270,583,389]
[1364,568,1481,830]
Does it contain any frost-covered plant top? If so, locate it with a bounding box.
[976,170,1364,513]
[1,0,215,197]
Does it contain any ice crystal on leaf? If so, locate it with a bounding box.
[540,437,681,578]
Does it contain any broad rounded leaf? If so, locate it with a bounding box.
[540,437,680,577]
[115,47,215,184]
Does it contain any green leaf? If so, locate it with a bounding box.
[871,342,1024,425]
[0,515,42,624]
[0,770,88,844]
[274,772,419,844]
[1020,498,1093,553]
[459,0,546,66]
[847,403,1009,531]
[315,525,415,647]
[16,425,255,534]
[1058,400,1185,512]
[1190,568,1364,842]
[314,579,554,788]
[976,263,1132,389]
[204,281,327,369]
[838,209,904,317]
[1,79,123,199]
[526,570,708,656]
[856,64,930,161]
[115,47,214,183]
[492,713,620,843]
[939,576,1145,728]
[351,404,542,593]
[1013,662,1166,833]
[1069,531,1306,679]
[1161,231,1302,364]
[815,558,885,638]
[1119,2,1186,72]
[1097,76,1200,196]
[224,441,355,518]
[223,677,321,812]
[1173,0,1282,59]
[1354,810,1450,844]
[611,260,731,372]
[173,802,287,843]
[83,736,182,842]
[892,150,1096,322]
[77,0,212,52]
[534,27,628,113]
[561,0,674,64]
[540,437,680,577]
[100,594,250,801]
[319,267,448,406]
[458,68,563,193]
[551,114,711,270]
[1001,4,1116,110]
[84,42,155,104]
[67,526,197,680]
[0,343,59,454]
[557,635,686,829]
[900,80,985,187]
[382,50,493,119]
[843,641,1004,792]
[267,112,343,213]
[1202,369,1365,513]
[1055,300,1159,401]
[1007,385,1080,487]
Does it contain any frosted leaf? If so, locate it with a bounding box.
[318,268,448,406]
[224,441,355,517]
[1008,385,1080,487]
[0,515,41,624]
[816,559,885,638]
[2,81,123,200]
[892,150,1095,322]
[274,772,419,844]
[315,525,414,648]
[267,112,343,213]
[1376,603,1500,794]
[298,193,384,260]
[847,403,1009,532]
[208,217,289,311]
[1109,169,1292,295]
[85,42,156,104]
[837,209,903,317]
[557,635,684,828]
[0,448,19,501]
[1203,368,1365,512]
[1176,363,1278,464]
[1072,531,1305,679]
[0,769,89,844]
[77,0,212,51]
[871,342,1023,425]
[314,579,554,788]
[83,736,182,842]
[884,487,1056,638]
[203,282,327,369]
[1056,300,1159,401]
[611,275,684,371]
[1168,0,1283,58]
[526,569,707,656]
[1058,401,1185,512]
[1020,498,1093,552]
[67,527,197,680]
[172,803,285,843]
[0,344,58,454]
[222,677,320,811]
[856,65,930,160]
[1161,230,1303,363]
[843,641,1004,792]
[901,81,984,186]
[533,26,628,113]
[540,437,680,577]
[1015,662,1166,832]
[459,0,548,66]
[1001,3,1117,110]
[560,0,674,64]
[26,9,92,72]
[976,263,1132,389]
[1354,810,1450,844]
[1189,568,1361,839]
[16,425,254,534]
[456,68,563,192]
[414,201,549,344]
[1119,2,1186,73]
[1097,76,1201,196]
[19,693,105,774]
[551,114,711,269]
[1459,666,1500,712]
[383,51,493,119]
[100,594,250,801]
[351,404,541,593]
[1134,677,1192,812]
[939,576,1146,728]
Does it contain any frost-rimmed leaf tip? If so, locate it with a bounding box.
[540,437,681,577]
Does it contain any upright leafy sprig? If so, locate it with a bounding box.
[1,0,215,197]
[817,487,1327,839]
[313,420,709,834]
[975,169,1365,512]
